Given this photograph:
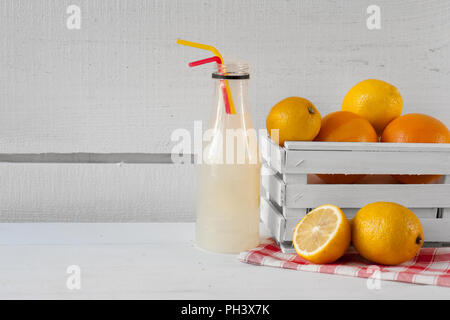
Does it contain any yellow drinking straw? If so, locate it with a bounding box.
[177,39,236,114]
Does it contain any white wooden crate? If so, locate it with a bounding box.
[260,135,450,253]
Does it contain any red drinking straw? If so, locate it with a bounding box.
[188,56,231,114]
[188,56,222,67]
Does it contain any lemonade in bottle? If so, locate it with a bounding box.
[195,63,260,253]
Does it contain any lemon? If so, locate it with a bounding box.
[352,202,424,265]
[266,97,321,146]
[341,79,403,134]
[293,204,351,264]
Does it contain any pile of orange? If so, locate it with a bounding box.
[381,113,450,183]
[314,110,377,184]
[266,79,450,184]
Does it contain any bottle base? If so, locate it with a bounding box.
[194,238,260,254]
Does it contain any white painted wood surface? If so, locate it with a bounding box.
[285,150,450,174]
[1,0,449,154]
[1,0,449,221]
[262,135,450,175]
[0,222,448,299]
[284,141,450,152]
[282,214,450,243]
[284,184,450,208]
[262,170,450,209]
[443,175,450,219]
[0,163,195,222]
[281,207,438,220]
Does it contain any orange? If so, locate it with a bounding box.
[342,79,403,135]
[293,204,351,264]
[266,97,321,146]
[381,113,450,184]
[352,202,424,265]
[315,111,378,184]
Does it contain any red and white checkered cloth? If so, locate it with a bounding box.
[238,238,450,287]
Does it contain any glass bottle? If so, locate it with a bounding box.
[195,63,260,253]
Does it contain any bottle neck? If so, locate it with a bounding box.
[215,79,249,115]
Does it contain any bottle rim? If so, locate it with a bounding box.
[212,73,249,80]
[212,63,250,80]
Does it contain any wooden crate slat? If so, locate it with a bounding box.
[281,208,309,219]
[262,170,450,209]
[260,135,285,173]
[443,175,450,219]
[261,164,285,206]
[259,134,270,165]
[261,200,450,244]
[285,150,450,174]
[282,207,437,219]
[262,136,450,174]
[287,218,450,243]
[260,196,285,242]
[283,216,446,242]
[285,184,450,208]
[284,141,450,152]
[282,173,307,184]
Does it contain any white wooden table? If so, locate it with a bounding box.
[0,223,448,300]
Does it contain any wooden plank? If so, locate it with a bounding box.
[278,241,450,255]
[260,135,285,173]
[280,208,440,242]
[1,0,450,155]
[286,184,450,208]
[261,164,285,206]
[0,153,192,164]
[442,175,450,219]
[1,0,450,225]
[263,171,450,209]
[262,198,448,243]
[260,196,285,242]
[1,223,447,299]
[281,208,309,219]
[285,150,450,174]
[282,173,307,184]
[420,220,450,242]
[283,217,299,242]
[282,218,450,243]
[283,207,437,220]
[260,134,270,165]
[0,163,195,222]
[284,141,450,152]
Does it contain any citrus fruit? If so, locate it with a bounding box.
[293,204,351,264]
[266,97,321,146]
[315,111,378,184]
[341,79,403,134]
[381,113,450,184]
[352,202,424,265]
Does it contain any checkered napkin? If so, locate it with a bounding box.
[238,238,450,287]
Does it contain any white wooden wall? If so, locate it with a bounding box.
[0,0,449,221]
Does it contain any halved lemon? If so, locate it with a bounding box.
[293,204,351,264]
